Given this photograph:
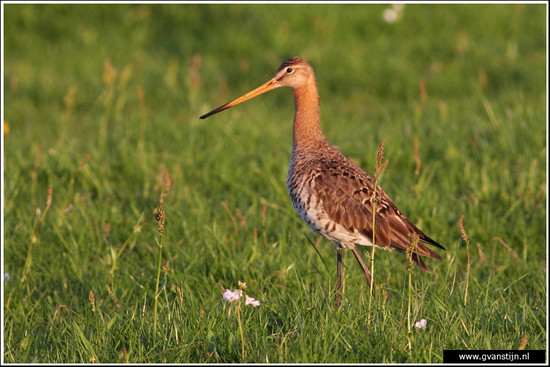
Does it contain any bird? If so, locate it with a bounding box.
[200,56,445,306]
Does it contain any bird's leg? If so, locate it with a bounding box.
[335,246,343,307]
[350,246,376,298]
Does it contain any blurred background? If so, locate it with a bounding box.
[4,3,545,141]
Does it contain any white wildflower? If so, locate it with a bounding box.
[222,280,260,307]
[383,4,405,23]
[223,289,243,302]
[414,319,428,329]
[245,296,260,307]
[383,9,399,23]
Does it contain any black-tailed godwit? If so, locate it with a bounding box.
[200,57,445,306]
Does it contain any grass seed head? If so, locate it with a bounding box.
[156,203,165,237]
[89,291,96,312]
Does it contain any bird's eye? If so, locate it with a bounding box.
[286,67,293,73]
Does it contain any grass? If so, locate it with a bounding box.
[2,3,547,363]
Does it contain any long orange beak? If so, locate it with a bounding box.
[200,78,280,119]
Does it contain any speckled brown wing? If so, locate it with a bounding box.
[313,153,444,272]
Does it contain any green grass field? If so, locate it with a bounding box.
[2,3,547,363]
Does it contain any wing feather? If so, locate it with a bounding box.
[313,155,444,271]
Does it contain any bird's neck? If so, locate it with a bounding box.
[291,82,325,151]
